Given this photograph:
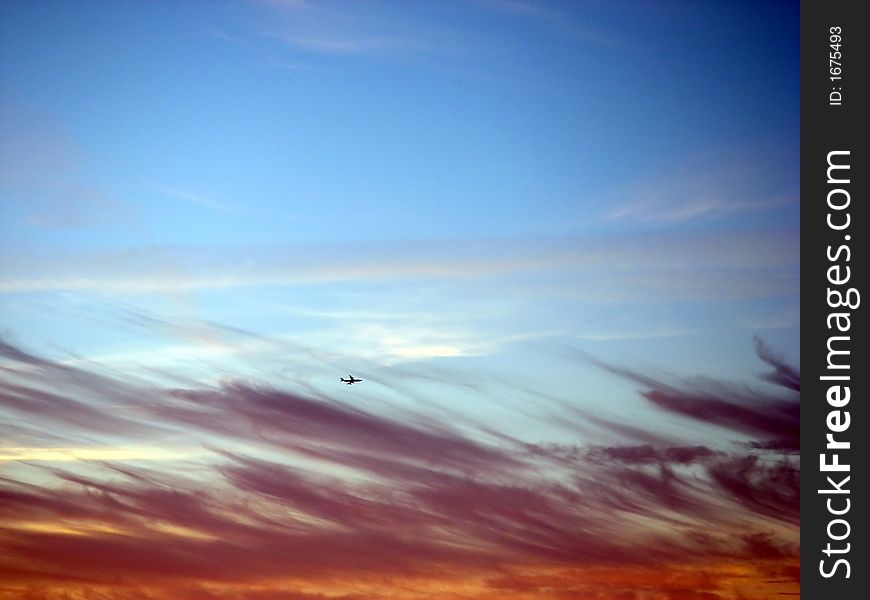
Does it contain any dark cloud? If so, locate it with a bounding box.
[0,336,798,598]
[0,335,172,439]
[570,338,800,451]
[643,388,798,450]
[707,455,799,525]
[159,382,523,475]
[754,335,800,392]
[584,444,719,465]
[570,408,677,446]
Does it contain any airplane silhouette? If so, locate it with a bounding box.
[340,375,362,385]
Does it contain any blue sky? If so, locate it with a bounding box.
[1,0,799,421]
[2,0,798,237]
[1,0,800,417]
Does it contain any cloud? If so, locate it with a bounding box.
[154,186,231,213]
[159,382,523,475]
[707,455,799,525]
[473,0,553,17]
[608,194,792,225]
[250,0,432,57]
[584,444,719,465]
[753,335,800,392]
[0,231,798,304]
[569,338,800,452]
[0,97,130,229]
[269,32,423,55]
[0,335,798,598]
[0,337,172,439]
[574,327,698,341]
[250,0,624,61]
[298,321,508,364]
[0,446,201,462]
[643,388,799,450]
[604,151,798,225]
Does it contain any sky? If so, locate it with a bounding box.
[0,1,800,599]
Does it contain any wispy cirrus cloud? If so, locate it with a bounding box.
[562,336,800,452]
[0,98,130,229]
[266,31,425,56]
[154,185,231,213]
[0,230,798,300]
[0,446,202,462]
[0,331,798,598]
[604,151,798,225]
[248,0,433,57]
[607,193,793,224]
[243,0,623,64]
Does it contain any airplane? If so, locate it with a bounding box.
[340,375,362,385]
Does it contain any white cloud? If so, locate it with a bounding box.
[0,446,204,462]
[0,230,798,298]
[154,185,230,213]
[604,151,798,225]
